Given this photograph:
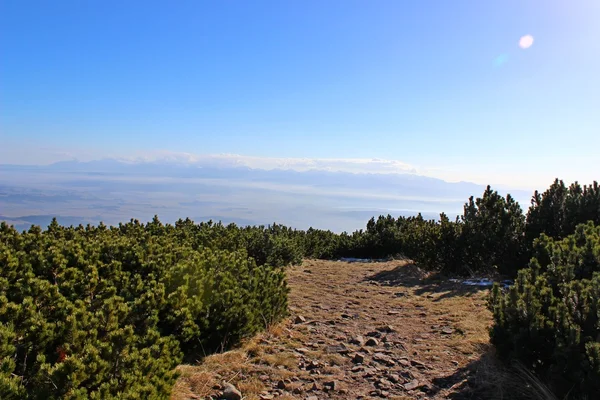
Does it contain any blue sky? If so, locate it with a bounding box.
[1,0,599,189]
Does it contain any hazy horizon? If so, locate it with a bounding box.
[0,150,590,192]
[0,158,540,232]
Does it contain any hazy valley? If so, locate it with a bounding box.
[0,160,531,232]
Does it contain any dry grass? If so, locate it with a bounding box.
[170,321,311,400]
[235,376,266,396]
[171,259,502,399]
[321,353,347,366]
[258,352,297,369]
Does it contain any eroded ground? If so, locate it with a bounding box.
[172,259,493,400]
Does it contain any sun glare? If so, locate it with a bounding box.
[519,34,534,49]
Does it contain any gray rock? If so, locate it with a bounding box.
[323,380,337,391]
[410,359,430,369]
[326,344,348,354]
[221,383,242,400]
[376,325,396,333]
[306,360,320,370]
[373,352,395,366]
[352,353,365,364]
[365,337,379,346]
[291,385,303,394]
[404,379,421,391]
[350,335,365,345]
[376,378,392,390]
[398,358,410,367]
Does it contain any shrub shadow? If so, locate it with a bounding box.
[363,262,490,300]
[428,344,557,400]
[427,344,497,399]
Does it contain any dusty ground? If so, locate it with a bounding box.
[172,259,494,400]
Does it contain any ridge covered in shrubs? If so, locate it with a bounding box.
[1,178,599,398]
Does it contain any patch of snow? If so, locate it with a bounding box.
[338,257,388,263]
[449,278,513,288]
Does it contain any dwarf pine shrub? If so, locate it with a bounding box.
[0,218,288,398]
[489,221,600,398]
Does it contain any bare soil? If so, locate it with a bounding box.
[172,259,493,400]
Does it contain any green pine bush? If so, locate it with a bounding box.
[0,218,289,398]
[489,221,600,398]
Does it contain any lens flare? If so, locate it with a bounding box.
[519,35,534,49]
[494,54,509,67]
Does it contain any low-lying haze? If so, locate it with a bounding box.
[0,158,533,232]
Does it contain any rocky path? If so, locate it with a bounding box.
[173,259,492,400]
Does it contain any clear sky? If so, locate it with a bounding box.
[1,0,599,189]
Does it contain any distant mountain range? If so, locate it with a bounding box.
[0,160,533,232]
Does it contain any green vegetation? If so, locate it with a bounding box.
[490,222,600,399]
[1,178,598,398]
[0,218,288,399]
[299,179,599,278]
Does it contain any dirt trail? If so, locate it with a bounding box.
[173,259,492,400]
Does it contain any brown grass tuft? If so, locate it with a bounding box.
[258,352,297,369]
[235,376,266,395]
